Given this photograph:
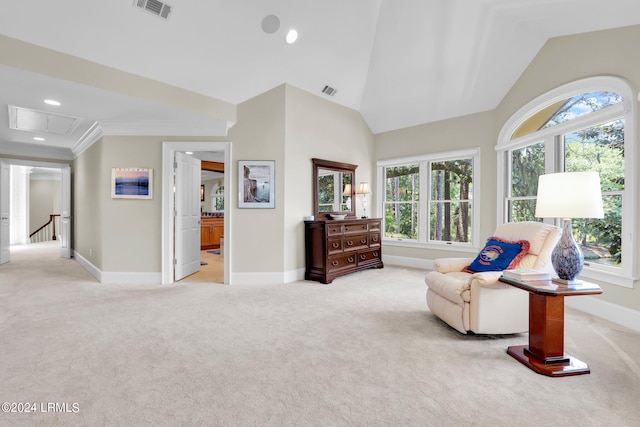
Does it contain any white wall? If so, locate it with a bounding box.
[285,85,375,272]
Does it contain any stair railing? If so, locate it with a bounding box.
[29,214,61,243]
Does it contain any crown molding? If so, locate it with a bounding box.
[2,117,234,161]
[71,121,103,158]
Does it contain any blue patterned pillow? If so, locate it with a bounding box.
[464,237,530,273]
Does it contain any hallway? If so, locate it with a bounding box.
[3,241,96,284]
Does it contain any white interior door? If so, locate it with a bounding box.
[59,166,71,258]
[174,152,201,281]
[0,161,10,264]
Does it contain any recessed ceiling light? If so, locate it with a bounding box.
[44,99,61,106]
[285,29,298,44]
[185,151,193,155]
[34,137,45,141]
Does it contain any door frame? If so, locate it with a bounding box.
[0,157,71,264]
[161,141,231,285]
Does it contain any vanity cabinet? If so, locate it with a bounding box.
[201,216,224,250]
[305,218,383,284]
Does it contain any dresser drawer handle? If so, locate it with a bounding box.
[347,257,354,263]
[332,242,340,248]
[373,252,379,257]
[332,260,339,266]
[360,239,367,244]
[346,240,354,246]
[371,237,378,242]
[360,254,366,260]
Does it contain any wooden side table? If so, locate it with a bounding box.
[499,276,602,377]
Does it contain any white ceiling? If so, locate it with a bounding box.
[1,0,639,156]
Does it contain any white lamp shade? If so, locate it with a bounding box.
[343,183,352,196]
[535,171,604,219]
[357,182,371,195]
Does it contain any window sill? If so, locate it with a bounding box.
[383,239,480,254]
[580,267,636,289]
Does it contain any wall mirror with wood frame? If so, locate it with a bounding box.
[312,158,357,219]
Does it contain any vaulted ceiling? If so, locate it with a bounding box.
[1,0,639,156]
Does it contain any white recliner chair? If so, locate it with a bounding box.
[425,221,561,334]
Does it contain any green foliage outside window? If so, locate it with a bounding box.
[510,143,545,222]
[430,159,472,242]
[383,158,473,242]
[510,106,624,266]
[384,165,419,239]
[564,119,624,265]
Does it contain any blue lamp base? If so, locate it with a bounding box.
[551,219,584,284]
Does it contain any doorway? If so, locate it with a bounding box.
[181,155,225,283]
[0,158,71,265]
[161,141,231,285]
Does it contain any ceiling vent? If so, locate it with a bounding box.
[134,0,172,20]
[321,85,337,97]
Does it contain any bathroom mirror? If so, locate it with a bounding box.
[312,158,357,219]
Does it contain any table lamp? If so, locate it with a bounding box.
[535,171,604,284]
[357,182,371,218]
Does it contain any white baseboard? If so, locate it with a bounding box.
[74,251,162,285]
[74,251,102,282]
[288,268,306,283]
[566,295,640,333]
[100,272,163,285]
[231,271,289,285]
[231,268,306,285]
[383,254,433,270]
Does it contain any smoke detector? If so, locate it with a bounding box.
[133,0,172,20]
[321,85,337,97]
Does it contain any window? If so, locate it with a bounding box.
[212,185,224,211]
[383,164,419,240]
[378,149,480,248]
[430,159,473,243]
[497,77,636,287]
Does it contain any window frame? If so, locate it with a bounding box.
[496,76,637,288]
[377,148,481,252]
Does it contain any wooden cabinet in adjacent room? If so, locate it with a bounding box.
[305,218,383,284]
[201,216,224,250]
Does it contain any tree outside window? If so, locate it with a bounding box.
[384,164,419,240]
[505,89,626,271]
[430,159,473,243]
[380,150,478,246]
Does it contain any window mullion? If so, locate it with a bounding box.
[420,160,430,244]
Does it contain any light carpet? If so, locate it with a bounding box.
[1,242,639,426]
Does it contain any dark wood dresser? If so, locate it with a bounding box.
[305,218,384,284]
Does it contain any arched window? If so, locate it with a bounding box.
[496,77,637,287]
